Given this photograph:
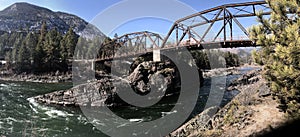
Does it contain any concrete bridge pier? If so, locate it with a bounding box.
[91,61,95,71]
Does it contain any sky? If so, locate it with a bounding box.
[0,0,262,37]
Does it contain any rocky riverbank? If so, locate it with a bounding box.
[202,64,261,78]
[0,64,247,84]
[202,67,240,78]
[168,68,289,137]
[0,71,72,83]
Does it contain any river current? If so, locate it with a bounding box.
[0,68,254,137]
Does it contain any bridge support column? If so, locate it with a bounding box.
[91,61,95,71]
[153,49,161,62]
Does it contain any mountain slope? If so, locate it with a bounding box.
[0,2,103,38]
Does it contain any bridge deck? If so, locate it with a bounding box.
[95,40,256,62]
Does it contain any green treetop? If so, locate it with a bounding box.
[249,0,300,118]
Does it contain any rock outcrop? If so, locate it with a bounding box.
[33,78,122,107]
[128,61,180,95]
[203,67,240,78]
[33,60,186,107]
[227,69,262,91]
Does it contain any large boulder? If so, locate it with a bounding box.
[127,61,179,95]
[227,69,262,91]
[33,78,121,107]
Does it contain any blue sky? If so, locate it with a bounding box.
[0,0,261,37]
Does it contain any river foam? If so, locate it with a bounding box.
[27,97,74,118]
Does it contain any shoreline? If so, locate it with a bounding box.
[202,64,261,78]
[0,72,72,83]
[0,64,261,83]
[168,67,289,137]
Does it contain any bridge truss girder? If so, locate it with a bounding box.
[162,1,270,48]
[105,31,164,59]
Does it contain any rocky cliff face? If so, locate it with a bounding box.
[0,2,103,38]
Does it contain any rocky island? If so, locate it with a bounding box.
[32,59,185,107]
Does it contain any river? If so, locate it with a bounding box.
[0,67,255,137]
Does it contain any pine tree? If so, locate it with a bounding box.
[44,28,62,72]
[76,37,88,59]
[60,27,78,71]
[5,51,12,70]
[14,32,39,73]
[16,41,31,73]
[60,27,78,59]
[24,32,38,65]
[87,36,101,59]
[11,34,24,63]
[191,50,210,69]
[249,0,300,118]
[34,22,47,73]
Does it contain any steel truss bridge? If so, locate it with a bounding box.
[96,1,271,61]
